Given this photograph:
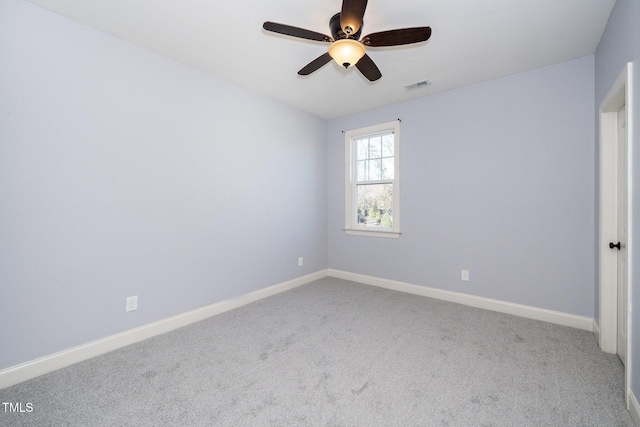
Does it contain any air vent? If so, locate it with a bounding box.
[404,80,431,91]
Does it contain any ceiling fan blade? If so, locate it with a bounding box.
[340,0,368,36]
[355,54,381,81]
[263,22,332,42]
[362,27,432,47]
[298,52,333,76]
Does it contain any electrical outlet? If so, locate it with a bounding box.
[461,270,470,282]
[298,257,304,267]
[126,296,138,312]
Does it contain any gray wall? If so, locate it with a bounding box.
[595,0,640,405]
[327,56,596,318]
[0,0,327,370]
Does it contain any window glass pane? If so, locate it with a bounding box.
[381,158,394,180]
[368,159,382,181]
[356,160,368,182]
[356,183,393,228]
[357,139,369,160]
[382,135,394,157]
[369,137,381,159]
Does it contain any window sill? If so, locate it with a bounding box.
[344,228,401,238]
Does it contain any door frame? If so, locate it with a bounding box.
[598,62,633,406]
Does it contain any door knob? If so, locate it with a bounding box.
[609,242,621,250]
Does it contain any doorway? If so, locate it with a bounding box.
[598,62,633,406]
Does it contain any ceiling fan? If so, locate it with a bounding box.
[263,0,432,81]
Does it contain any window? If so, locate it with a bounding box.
[344,120,400,238]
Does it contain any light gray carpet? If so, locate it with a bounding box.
[0,277,634,426]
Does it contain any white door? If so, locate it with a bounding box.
[616,104,628,365]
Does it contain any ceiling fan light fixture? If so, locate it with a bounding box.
[328,39,366,68]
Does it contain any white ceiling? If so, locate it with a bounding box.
[26,0,616,119]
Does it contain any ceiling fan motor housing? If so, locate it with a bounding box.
[329,13,362,41]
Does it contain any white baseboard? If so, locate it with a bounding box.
[0,270,327,389]
[593,319,601,344]
[328,269,594,331]
[0,269,601,389]
[630,389,640,427]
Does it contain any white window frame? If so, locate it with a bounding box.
[344,120,401,238]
